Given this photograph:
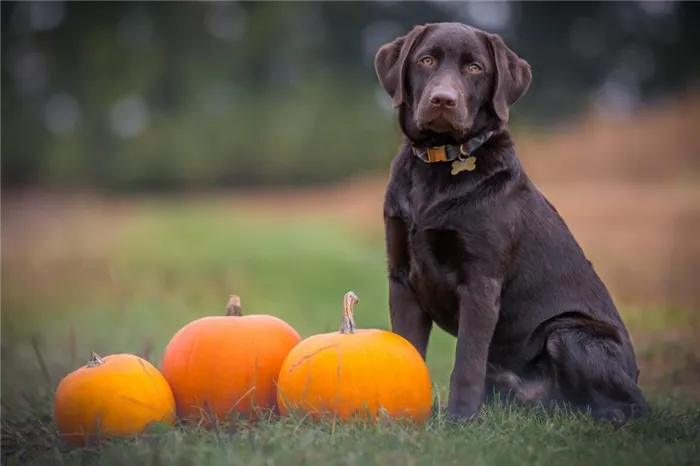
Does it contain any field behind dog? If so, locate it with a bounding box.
[2,94,700,465]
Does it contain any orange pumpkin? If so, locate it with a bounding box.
[277,292,433,424]
[53,352,176,446]
[161,295,301,423]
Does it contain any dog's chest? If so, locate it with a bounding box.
[401,189,463,333]
[407,225,461,334]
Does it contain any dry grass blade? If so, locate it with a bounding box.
[30,336,53,388]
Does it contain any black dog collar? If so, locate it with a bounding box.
[411,131,494,163]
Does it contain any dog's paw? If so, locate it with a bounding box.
[591,408,629,428]
[445,401,480,425]
[445,409,478,425]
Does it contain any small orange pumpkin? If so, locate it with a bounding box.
[53,352,176,446]
[277,292,433,424]
[161,295,301,423]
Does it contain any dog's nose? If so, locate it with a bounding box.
[429,88,458,108]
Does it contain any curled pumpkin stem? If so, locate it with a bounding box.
[226,295,243,317]
[87,352,105,368]
[339,291,359,334]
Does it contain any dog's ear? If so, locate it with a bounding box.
[374,25,429,109]
[486,33,532,123]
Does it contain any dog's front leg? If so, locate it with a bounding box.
[385,216,433,360]
[389,277,433,360]
[446,275,502,422]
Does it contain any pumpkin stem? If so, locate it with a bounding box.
[87,352,105,367]
[339,291,359,334]
[226,295,243,317]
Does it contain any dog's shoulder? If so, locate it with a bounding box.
[384,144,414,217]
[387,143,414,180]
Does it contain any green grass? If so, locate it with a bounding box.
[3,403,700,466]
[2,198,699,465]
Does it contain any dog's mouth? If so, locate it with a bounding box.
[417,112,469,135]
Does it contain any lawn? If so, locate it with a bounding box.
[2,193,699,465]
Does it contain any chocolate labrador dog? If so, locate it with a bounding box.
[374,22,650,425]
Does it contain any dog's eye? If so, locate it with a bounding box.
[467,63,483,73]
[419,56,435,66]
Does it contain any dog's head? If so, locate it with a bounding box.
[374,22,531,146]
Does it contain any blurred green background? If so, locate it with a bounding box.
[2,0,700,431]
[2,0,699,191]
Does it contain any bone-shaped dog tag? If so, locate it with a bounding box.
[451,156,476,175]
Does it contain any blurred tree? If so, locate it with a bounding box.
[1,0,698,192]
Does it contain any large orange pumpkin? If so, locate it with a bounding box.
[277,292,433,424]
[53,352,176,446]
[161,295,301,423]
